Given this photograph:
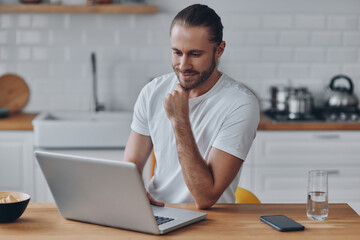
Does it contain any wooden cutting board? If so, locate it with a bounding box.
[0,74,30,114]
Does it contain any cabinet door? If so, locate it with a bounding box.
[244,131,360,203]
[0,131,34,197]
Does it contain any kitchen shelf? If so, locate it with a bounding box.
[0,4,157,14]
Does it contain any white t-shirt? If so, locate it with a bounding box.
[131,72,259,203]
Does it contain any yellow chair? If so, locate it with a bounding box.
[235,187,261,204]
[150,151,260,203]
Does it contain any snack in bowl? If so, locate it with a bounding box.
[0,195,20,204]
[0,192,30,223]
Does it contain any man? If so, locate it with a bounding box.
[124,4,259,210]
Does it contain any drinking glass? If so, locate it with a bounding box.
[307,170,328,221]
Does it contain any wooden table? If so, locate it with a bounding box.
[0,203,359,239]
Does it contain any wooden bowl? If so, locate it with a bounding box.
[0,192,30,223]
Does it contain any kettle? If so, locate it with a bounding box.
[325,75,359,108]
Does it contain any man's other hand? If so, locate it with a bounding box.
[147,192,165,207]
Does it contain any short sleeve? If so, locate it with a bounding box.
[212,96,259,161]
[131,85,151,136]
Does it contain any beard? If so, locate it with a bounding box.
[173,54,217,90]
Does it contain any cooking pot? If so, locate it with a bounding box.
[325,75,359,109]
[271,85,289,112]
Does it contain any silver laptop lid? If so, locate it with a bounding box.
[35,151,161,234]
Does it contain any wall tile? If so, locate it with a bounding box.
[295,15,326,29]
[101,14,134,30]
[50,63,84,78]
[0,31,8,44]
[0,47,8,60]
[85,29,117,46]
[244,63,277,77]
[222,15,261,29]
[310,64,342,78]
[0,63,6,75]
[16,63,50,78]
[279,31,309,45]
[150,29,172,46]
[295,47,326,62]
[118,28,150,46]
[344,31,360,46]
[17,15,31,28]
[67,46,93,61]
[133,46,168,61]
[327,15,358,30]
[262,47,293,61]
[246,31,277,45]
[278,63,309,78]
[32,14,50,28]
[225,47,261,61]
[223,30,245,45]
[327,48,358,62]
[219,63,245,80]
[16,30,48,45]
[50,30,83,45]
[343,64,360,77]
[0,14,14,29]
[66,15,100,30]
[17,47,31,61]
[263,15,293,29]
[311,31,342,46]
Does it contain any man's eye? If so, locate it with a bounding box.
[173,51,182,56]
[191,53,201,57]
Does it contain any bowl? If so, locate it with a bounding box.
[0,192,30,223]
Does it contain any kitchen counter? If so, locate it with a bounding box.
[0,113,37,130]
[259,113,360,130]
[1,203,359,239]
[1,112,360,131]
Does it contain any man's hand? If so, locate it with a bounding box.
[147,192,165,207]
[163,84,190,126]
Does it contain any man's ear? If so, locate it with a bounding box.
[216,41,226,58]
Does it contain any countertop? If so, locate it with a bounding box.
[1,112,360,131]
[258,113,360,130]
[1,203,359,239]
[0,112,36,130]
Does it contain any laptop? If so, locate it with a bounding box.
[34,151,207,235]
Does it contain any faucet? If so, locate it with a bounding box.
[91,52,105,112]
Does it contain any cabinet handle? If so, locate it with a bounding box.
[313,134,340,140]
[326,170,340,175]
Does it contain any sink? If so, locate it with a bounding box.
[33,111,133,148]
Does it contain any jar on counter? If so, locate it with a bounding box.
[286,88,313,119]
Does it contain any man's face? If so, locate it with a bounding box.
[170,24,221,90]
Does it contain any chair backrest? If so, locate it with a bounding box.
[235,187,261,203]
[150,150,156,178]
[150,151,260,203]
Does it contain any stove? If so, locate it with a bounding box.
[263,107,360,123]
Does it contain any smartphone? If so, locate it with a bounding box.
[260,215,305,232]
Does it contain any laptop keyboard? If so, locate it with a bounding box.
[155,216,174,225]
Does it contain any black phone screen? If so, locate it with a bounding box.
[260,215,305,232]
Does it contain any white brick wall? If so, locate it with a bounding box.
[0,0,359,112]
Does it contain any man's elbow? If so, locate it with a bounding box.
[195,198,217,210]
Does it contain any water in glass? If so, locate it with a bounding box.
[307,191,328,221]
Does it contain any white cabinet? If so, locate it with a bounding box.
[0,131,34,198]
[239,131,360,205]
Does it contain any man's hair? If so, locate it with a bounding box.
[170,4,223,45]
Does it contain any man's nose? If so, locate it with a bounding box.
[179,55,192,71]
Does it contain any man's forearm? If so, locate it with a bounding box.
[172,120,218,209]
